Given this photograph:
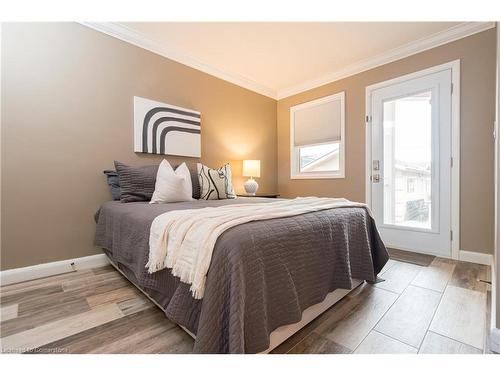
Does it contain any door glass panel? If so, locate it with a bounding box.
[382,91,432,229]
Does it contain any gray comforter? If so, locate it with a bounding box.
[94,198,388,353]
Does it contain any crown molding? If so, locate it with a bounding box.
[276,21,496,100]
[79,22,277,99]
[79,22,495,102]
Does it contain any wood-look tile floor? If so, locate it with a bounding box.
[0,251,492,354]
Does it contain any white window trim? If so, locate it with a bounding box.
[290,92,346,179]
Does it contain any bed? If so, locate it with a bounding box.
[94,197,388,353]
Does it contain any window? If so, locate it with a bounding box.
[290,92,345,179]
[407,177,416,193]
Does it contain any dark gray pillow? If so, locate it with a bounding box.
[186,164,201,200]
[103,170,121,201]
[112,161,201,202]
[114,161,159,203]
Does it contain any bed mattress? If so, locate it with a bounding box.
[94,197,389,353]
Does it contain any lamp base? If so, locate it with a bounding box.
[244,178,259,196]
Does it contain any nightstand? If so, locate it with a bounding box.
[237,193,280,198]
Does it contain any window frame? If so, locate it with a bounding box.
[407,177,416,193]
[290,92,346,179]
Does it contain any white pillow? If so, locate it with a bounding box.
[197,163,236,200]
[150,160,194,203]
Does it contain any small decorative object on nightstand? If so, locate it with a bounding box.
[242,160,260,196]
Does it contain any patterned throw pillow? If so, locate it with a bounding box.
[197,163,236,200]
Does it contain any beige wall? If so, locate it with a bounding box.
[1,23,496,271]
[278,29,497,255]
[1,23,277,270]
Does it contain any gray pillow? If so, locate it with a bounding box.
[113,161,201,202]
[187,164,201,200]
[103,170,121,200]
[114,161,159,203]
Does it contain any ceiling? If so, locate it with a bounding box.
[110,22,490,98]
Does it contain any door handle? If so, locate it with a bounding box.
[372,174,380,183]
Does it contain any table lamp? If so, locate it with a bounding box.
[243,160,260,195]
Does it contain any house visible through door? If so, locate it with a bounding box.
[366,63,458,258]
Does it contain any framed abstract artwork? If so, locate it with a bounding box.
[133,96,201,157]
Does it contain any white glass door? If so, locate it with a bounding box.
[370,69,452,257]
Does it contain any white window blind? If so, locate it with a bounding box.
[293,97,342,146]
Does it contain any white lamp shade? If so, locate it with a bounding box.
[242,160,261,178]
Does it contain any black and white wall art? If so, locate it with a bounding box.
[134,96,201,157]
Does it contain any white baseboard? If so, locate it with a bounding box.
[458,250,492,266]
[490,259,498,353]
[0,254,110,286]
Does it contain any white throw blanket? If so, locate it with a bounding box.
[146,197,369,299]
